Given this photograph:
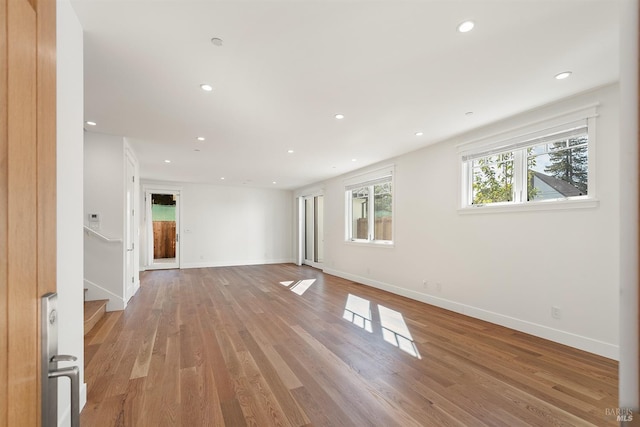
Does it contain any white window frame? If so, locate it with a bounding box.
[458,104,599,214]
[344,165,394,245]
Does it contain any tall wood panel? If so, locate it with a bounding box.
[35,0,56,302]
[0,0,7,421]
[0,0,56,424]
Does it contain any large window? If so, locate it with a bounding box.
[345,168,393,243]
[460,110,595,210]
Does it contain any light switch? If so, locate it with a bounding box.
[88,213,100,230]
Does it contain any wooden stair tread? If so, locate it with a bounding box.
[84,299,108,336]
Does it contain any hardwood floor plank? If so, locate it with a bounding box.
[289,323,424,426]
[238,329,310,426]
[122,377,146,427]
[378,371,486,427]
[105,335,140,398]
[237,350,292,427]
[244,322,304,391]
[274,344,362,426]
[129,311,160,379]
[81,264,619,426]
[220,399,248,427]
[288,386,334,426]
[158,334,181,425]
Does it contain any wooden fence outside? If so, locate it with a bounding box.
[153,221,176,258]
[356,217,392,240]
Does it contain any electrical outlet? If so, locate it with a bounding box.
[551,306,562,319]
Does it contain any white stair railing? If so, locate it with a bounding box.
[83,226,122,243]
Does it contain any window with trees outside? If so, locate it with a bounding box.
[461,114,594,209]
[345,169,393,244]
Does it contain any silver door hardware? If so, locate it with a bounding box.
[41,293,80,427]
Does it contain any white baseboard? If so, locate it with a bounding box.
[322,267,619,360]
[84,278,126,311]
[125,282,141,305]
[181,258,295,269]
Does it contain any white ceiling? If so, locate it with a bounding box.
[72,0,620,190]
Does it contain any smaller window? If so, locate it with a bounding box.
[460,112,595,210]
[471,152,514,204]
[526,136,588,201]
[345,169,393,243]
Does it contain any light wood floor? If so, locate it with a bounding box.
[81,264,618,426]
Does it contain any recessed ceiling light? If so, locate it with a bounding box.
[287,149,294,154]
[194,149,200,152]
[200,84,213,92]
[211,37,223,47]
[457,20,475,33]
[85,121,97,126]
[335,114,345,120]
[465,111,474,116]
[197,137,205,141]
[415,131,424,136]
[555,71,572,80]
[220,177,225,180]
[164,160,171,163]
[351,158,357,162]
[272,181,277,184]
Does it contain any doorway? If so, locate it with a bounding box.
[302,194,324,268]
[146,190,180,269]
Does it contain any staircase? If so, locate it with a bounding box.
[84,299,108,336]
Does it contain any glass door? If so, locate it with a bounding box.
[303,195,324,268]
[147,191,180,269]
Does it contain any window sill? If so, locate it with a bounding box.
[344,240,395,248]
[458,197,599,214]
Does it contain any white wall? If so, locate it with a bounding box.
[56,0,86,424]
[618,0,639,410]
[310,84,620,360]
[141,181,293,268]
[84,132,127,310]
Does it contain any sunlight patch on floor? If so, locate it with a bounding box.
[379,305,422,359]
[343,294,373,333]
[280,279,316,295]
[342,294,421,358]
[290,279,316,295]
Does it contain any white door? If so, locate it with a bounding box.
[146,190,180,270]
[125,155,137,300]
